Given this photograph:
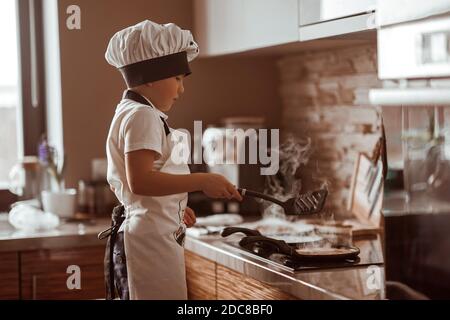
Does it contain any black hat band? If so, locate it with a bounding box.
[119,51,191,88]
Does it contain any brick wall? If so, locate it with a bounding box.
[277,44,382,216]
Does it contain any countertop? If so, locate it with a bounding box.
[0,213,109,252]
[0,214,385,300]
[185,234,385,300]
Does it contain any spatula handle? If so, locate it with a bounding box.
[237,188,285,207]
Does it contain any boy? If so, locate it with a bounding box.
[105,20,242,300]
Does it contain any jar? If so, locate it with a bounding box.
[8,156,42,201]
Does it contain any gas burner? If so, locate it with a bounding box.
[241,238,281,258]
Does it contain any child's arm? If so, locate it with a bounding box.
[125,149,243,201]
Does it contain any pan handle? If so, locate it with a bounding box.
[238,188,285,207]
[238,235,295,256]
[221,227,262,238]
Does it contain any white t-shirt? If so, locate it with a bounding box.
[106,95,170,208]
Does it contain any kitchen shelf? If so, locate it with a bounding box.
[369,88,450,106]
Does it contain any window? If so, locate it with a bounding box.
[0,0,20,189]
[0,0,46,210]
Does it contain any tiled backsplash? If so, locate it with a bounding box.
[277,44,382,216]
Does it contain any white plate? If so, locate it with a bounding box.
[195,214,243,227]
[267,234,323,244]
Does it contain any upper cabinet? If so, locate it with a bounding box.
[299,0,376,26]
[194,0,300,57]
[299,0,376,41]
[194,0,376,57]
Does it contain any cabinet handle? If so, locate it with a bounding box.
[32,275,38,300]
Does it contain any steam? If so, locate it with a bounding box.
[262,135,312,219]
[310,165,335,221]
[255,135,353,247]
[261,135,334,221]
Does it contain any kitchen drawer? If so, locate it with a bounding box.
[0,252,20,299]
[20,246,105,300]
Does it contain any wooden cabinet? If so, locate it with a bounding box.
[0,252,20,299]
[20,246,105,300]
[216,265,296,300]
[194,0,299,56]
[3,246,297,300]
[185,250,297,300]
[185,250,217,299]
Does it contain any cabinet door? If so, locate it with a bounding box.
[21,246,105,300]
[299,0,376,26]
[217,264,297,300]
[0,252,20,299]
[194,0,299,56]
[185,250,217,300]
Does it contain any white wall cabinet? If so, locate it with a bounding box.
[299,0,376,41]
[194,0,299,56]
[194,0,376,57]
[299,0,376,26]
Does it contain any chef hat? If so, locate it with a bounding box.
[105,20,199,88]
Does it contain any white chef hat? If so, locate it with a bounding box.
[105,20,199,88]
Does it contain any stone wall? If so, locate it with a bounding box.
[277,44,382,216]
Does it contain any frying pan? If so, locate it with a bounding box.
[222,227,360,262]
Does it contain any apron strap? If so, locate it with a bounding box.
[98,205,126,300]
[108,227,116,300]
[124,90,171,136]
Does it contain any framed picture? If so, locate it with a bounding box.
[348,153,384,230]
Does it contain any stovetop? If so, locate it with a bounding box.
[224,240,375,272]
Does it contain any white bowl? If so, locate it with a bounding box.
[41,189,77,218]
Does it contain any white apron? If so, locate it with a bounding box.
[121,105,190,300]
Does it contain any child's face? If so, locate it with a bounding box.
[146,75,185,112]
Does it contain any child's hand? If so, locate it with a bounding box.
[200,173,243,201]
[183,207,197,228]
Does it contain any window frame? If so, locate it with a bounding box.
[0,0,46,211]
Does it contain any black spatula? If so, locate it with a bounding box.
[238,188,328,216]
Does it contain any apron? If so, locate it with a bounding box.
[121,91,190,300]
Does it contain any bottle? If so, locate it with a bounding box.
[77,180,88,213]
[8,156,41,201]
[85,182,96,215]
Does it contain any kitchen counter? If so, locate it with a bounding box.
[0,213,109,252]
[185,234,385,300]
[0,214,385,300]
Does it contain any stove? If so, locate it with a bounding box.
[224,238,382,272]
